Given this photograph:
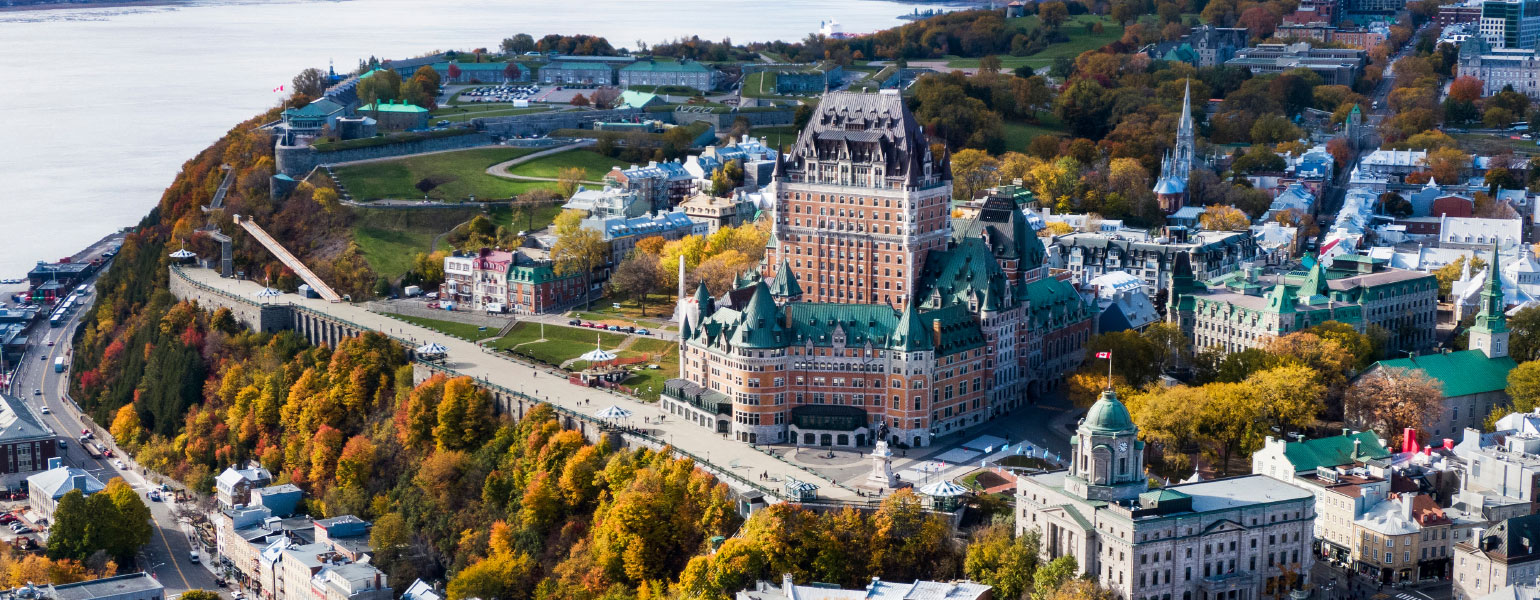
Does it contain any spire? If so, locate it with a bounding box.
[1179,79,1194,134]
[694,282,714,318]
[1296,259,1328,304]
[767,255,803,300]
[1476,244,1508,333]
[893,299,931,352]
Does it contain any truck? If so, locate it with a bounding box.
[83,444,100,459]
[53,357,64,373]
[404,285,422,297]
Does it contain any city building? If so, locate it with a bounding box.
[736,574,992,600]
[1153,83,1197,213]
[43,573,163,600]
[1168,254,1438,356]
[1252,430,1392,484]
[280,98,348,137]
[668,94,1092,447]
[604,160,695,212]
[1143,26,1250,67]
[1225,43,1367,85]
[433,60,528,84]
[399,581,442,600]
[1455,513,1540,599]
[356,101,429,131]
[582,209,705,268]
[679,192,759,233]
[1453,426,1540,523]
[439,248,585,315]
[538,61,614,85]
[1047,230,1260,294]
[1087,272,1161,333]
[1481,0,1540,49]
[1442,2,1486,25]
[1346,0,1406,12]
[1017,388,1317,600]
[1441,217,1526,251]
[216,463,274,509]
[26,457,102,521]
[0,391,59,488]
[1479,584,1540,600]
[563,186,648,219]
[618,58,715,92]
[770,63,843,94]
[1361,248,1516,441]
[1451,248,1540,320]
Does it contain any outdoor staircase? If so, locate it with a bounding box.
[201,165,234,213]
[234,214,344,302]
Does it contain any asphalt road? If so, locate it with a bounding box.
[11,257,218,596]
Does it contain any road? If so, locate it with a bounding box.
[11,260,217,596]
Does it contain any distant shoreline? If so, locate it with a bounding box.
[0,0,180,13]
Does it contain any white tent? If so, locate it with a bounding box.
[579,334,616,363]
[415,343,449,355]
[169,248,196,259]
[594,405,632,419]
[917,480,970,498]
[254,287,282,302]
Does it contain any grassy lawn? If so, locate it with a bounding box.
[348,207,483,279]
[334,147,557,202]
[567,293,676,326]
[492,322,625,351]
[386,313,498,341]
[944,15,1123,69]
[1002,114,1068,152]
[1453,133,1538,157]
[429,105,552,123]
[505,149,628,181]
[753,125,800,152]
[487,203,564,235]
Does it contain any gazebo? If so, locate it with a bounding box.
[415,343,448,360]
[168,241,197,262]
[918,479,970,512]
[594,405,632,421]
[578,334,617,364]
[253,287,282,304]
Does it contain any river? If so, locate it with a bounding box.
[0,0,950,277]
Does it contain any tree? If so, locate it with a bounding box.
[47,490,91,561]
[109,405,142,449]
[1054,80,1112,139]
[1433,255,1487,297]
[292,68,328,98]
[181,592,221,600]
[694,250,752,295]
[411,65,442,93]
[1199,205,1251,231]
[570,93,591,107]
[557,166,586,199]
[103,479,152,564]
[607,252,664,316]
[1031,556,1078,600]
[952,149,1001,202]
[1449,76,1484,103]
[1039,1,1069,27]
[1346,367,1444,439]
[1504,361,1540,420]
[435,377,493,451]
[551,210,608,309]
[979,55,1003,75]
[1511,305,1540,361]
[1425,147,1471,183]
[964,526,1038,600]
[501,33,536,54]
[1250,114,1302,145]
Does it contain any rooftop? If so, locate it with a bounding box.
[1373,350,1517,398]
[49,573,163,600]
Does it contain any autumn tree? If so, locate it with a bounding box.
[964,526,1038,599]
[551,209,608,309]
[607,251,664,316]
[435,377,494,451]
[1199,205,1251,231]
[292,68,328,98]
[695,250,752,295]
[557,166,586,198]
[1425,147,1471,183]
[952,149,1001,202]
[1032,556,1078,600]
[1346,367,1444,438]
[1449,76,1484,103]
[109,405,142,449]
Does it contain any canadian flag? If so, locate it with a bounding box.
[1095,351,1111,359]
[273,84,285,92]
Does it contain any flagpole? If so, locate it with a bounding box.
[1106,353,1112,389]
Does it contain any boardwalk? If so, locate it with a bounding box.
[178,267,861,502]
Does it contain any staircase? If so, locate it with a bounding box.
[233,214,344,302]
[202,165,235,213]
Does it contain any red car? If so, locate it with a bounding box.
[0,514,18,524]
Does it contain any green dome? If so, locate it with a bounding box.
[1083,388,1135,433]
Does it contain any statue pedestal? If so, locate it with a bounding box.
[867,441,897,489]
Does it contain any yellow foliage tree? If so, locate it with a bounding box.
[1199,205,1251,231]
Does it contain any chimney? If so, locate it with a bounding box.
[71,475,86,492]
[1343,428,1351,437]
[1400,494,1414,520]
[46,457,61,470]
[1352,439,1362,460]
[932,318,943,349]
[782,573,795,594]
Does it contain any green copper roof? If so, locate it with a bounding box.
[360,101,428,113]
[916,238,1014,312]
[622,59,711,73]
[893,301,930,352]
[1372,350,1516,398]
[1084,388,1135,434]
[1474,244,1509,335]
[767,256,803,298]
[1280,431,1390,473]
[544,61,614,71]
[1022,275,1090,328]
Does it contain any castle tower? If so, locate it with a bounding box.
[1470,244,1511,359]
[1063,388,1148,502]
[1165,252,1201,343]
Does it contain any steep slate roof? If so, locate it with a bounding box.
[1372,350,1517,398]
[691,295,986,356]
[1023,275,1090,329]
[767,256,803,298]
[787,91,942,186]
[1279,431,1390,473]
[915,238,1015,312]
[951,189,1046,269]
[1469,513,1540,565]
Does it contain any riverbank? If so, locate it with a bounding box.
[0,0,177,12]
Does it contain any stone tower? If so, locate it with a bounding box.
[1064,388,1148,502]
[1470,244,1510,359]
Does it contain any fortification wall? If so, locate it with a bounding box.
[669,108,795,128]
[476,107,643,137]
[274,132,494,177]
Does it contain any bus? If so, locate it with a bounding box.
[83,444,100,459]
[53,357,64,373]
[49,314,63,327]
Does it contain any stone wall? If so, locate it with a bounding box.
[475,108,643,138]
[274,132,495,177]
[669,108,795,129]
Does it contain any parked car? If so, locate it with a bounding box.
[624,326,636,333]
[113,459,125,470]
[189,551,200,564]
[148,490,160,502]
[0,514,20,524]
[607,325,620,331]
[32,389,39,396]
[39,406,48,414]
[636,329,650,336]
[12,526,31,535]
[568,319,582,326]
[81,429,91,438]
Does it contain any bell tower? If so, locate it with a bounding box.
[1064,388,1148,502]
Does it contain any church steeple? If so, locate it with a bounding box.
[1471,244,1510,358]
[1172,79,1195,183]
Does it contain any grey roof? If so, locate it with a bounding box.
[1160,474,1314,514]
[0,392,53,443]
[786,92,942,187]
[50,573,163,600]
[27,466,104,500]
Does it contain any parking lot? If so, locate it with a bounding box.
[454,83,542,104]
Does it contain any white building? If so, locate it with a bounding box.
[1440,217,1525,251]
[26,457,103,521]
[1018,389,1316,600]
[736,574,991,600]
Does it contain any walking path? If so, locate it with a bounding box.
[180,267,859,502]
[484,139,606,185]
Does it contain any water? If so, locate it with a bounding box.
[0,0,948,277]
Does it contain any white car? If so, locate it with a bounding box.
[39,406,48,414]
[113,459,125,470]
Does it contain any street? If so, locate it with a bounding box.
[9,255,218,596]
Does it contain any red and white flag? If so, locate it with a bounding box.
[273,84,285,92]
[1095,351,1111,359]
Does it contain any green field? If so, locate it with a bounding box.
[349,207,484,279]
[387,313,498,341]
[742,71,819,100]
[492,321,625,351]
[429,105,552,123]
[944,15,1124,69]
[1003,114,1068,152]
[754,126,800,152]
[1453,133,1538,157]
[505,149,628,181]
[333,147,558,202]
